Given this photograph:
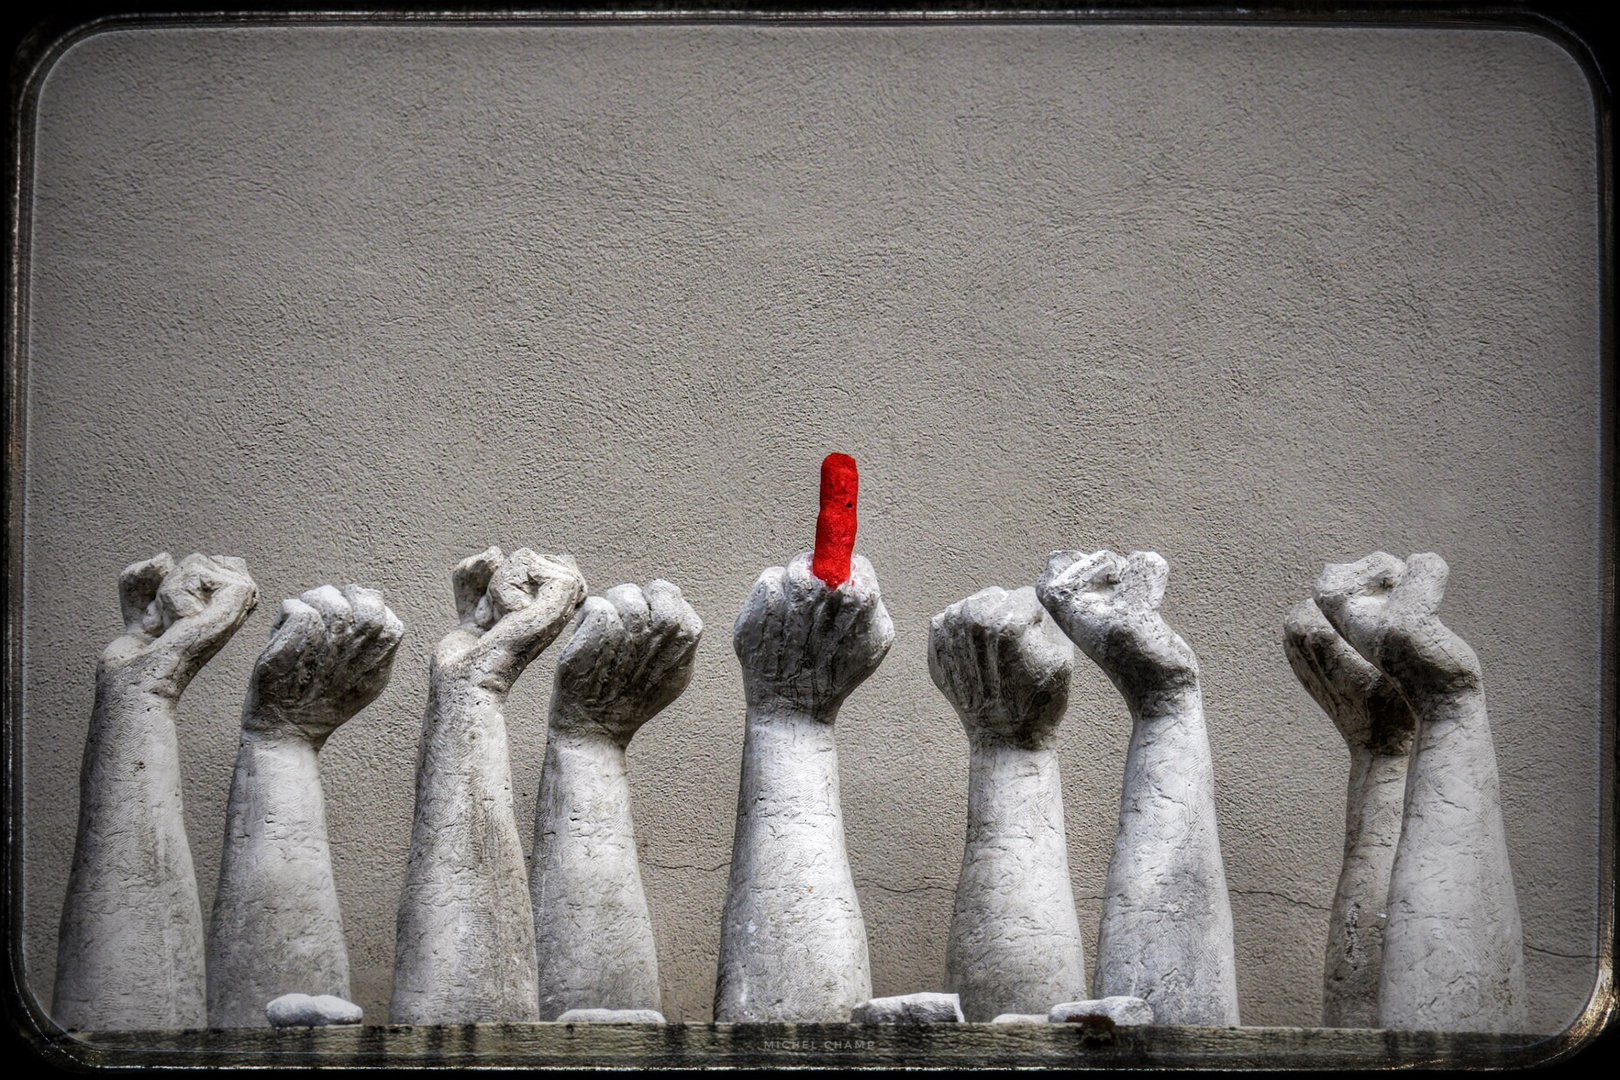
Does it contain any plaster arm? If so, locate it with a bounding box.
[1283,596,1416,1027]
[713,551,894,1022]
[391,547,586,1024]
[1314,552,1526,1032]
[930,585,1086,1022]
[206,584,404,1027]
[54,553,258,1032]
[1037,549,1239,1026]
[532,580,702,1019]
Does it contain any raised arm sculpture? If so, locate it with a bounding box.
[532,581,702,1020]
[1283,595,1416,1028]
[1313,552,1525,1032]
[929,585,1086,1022]
[1037,549,1239,1026]
[713,551,893,1022]
[391,546,585,1024]
[207,584,403,1027]
[54,553,257,1031]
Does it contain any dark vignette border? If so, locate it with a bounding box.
[4,3,1613,1070]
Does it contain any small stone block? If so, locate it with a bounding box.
[850,993,965,1024]
[1049,996,1154,1026]
[555,1008,667,1024]
[990,1013,1052,1024]
[265,993,363,1027]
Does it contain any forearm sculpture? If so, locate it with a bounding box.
[929,586,1087,1022]
[1313,552,1526,1032]
[54,553,257,1031]
[207,585,404,1027]
[714,551,894,1022]
[391,547,586,1024]
[1037,549,1239,1026]
[532,581,702,1019]
[1283,596,1416,1028]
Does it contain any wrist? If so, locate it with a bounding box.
[1125,682,1203,724]
[94,668,178,711]
[963,723,1060,753]
[1410,685,1485,728]
[546,708,635,748]
[241,695,340,748]
[745,695,835,726]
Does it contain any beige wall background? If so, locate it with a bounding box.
[17,21,1605,1032]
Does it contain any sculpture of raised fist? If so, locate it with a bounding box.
[533,580,703,1019]
[208,584,404,1027]
[1314,552,1525,1032]
[714,550,893,1022]
[1037,548,1239,1026]
[550,580,703,744]
[732,550,894,719]
[55,552,257,1032]
[101,552,259,697]
[930,585,1086,1021]
[393,545,586,1025]
[1284,596,1416,1027]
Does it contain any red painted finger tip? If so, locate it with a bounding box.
[813,454,859,588]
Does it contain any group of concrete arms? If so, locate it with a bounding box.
[53,546,1522,1033]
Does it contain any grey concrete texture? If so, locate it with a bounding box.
[1050,996,1156,1026]
[265,993,363,1028]
[17,23,1603,1032]
[554,1008,667,1024]
[714,552,892,1022]
[851,992,965,1024]
[1282,597,1415,1027]
[391,547,586,1024]
[53,553,258,1032]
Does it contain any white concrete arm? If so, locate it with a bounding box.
[54,553,257,1031]
[533,580,702,1019]
[930,585,1086,1021]
[207,585,403,1027]
[1038,549,1239,1026]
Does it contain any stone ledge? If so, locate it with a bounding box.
[23,1022,1575,1070]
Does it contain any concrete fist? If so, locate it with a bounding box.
[103,552,259,698]
[1037,549,1198,715]
[245,585,404,746]
[551,580,704,744]
[439,546,587,694]
[1284,596,1416,756]
[928,586,1073,750]
[1313,551,1480,702]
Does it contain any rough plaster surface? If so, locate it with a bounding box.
[52,554,257,1031]
[207,585,404,1027]
[1315,553,1527,1032]
[18,23,1603,1032]
[532,581,702,1019]
[714,552,893,1021]
[391,548,586,1024]
[850,992,964,1024]
[929,586,1087,1021]
[1038,550,1240,1025]
[1283,597,1416,1027]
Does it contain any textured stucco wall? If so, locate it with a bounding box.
[18,22,1604,1032]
